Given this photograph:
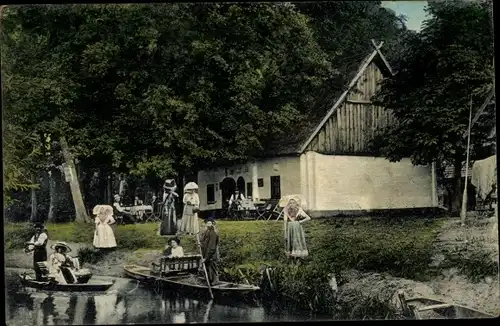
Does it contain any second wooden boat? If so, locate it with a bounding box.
[398,290,496,319]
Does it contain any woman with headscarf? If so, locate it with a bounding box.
[283,196,311,260]
[93,205,117,250]
[159,179,179,236]
[178,182,200,235]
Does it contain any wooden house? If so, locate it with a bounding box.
[196,41,438,217]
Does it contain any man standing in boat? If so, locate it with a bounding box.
[199,217,219,285]
[25,222,49,281]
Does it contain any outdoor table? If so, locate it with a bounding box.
[123,205,153,221]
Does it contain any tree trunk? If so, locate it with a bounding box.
[450,157,463,216]
[30,173,38,222]
[59,136,89,223]
[47,168,57,222]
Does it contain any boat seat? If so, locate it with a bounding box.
[159,255,202,275]
[417,303,454,312]
[37,262,50,275]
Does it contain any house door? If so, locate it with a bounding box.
[270,176,281,199]
[237,177,246,196]
[220,177,236,209]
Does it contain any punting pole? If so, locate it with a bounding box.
[196,232,214,299]
[460,96,474,227]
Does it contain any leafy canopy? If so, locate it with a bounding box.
[371,0,494,167]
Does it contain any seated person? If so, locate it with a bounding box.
[113,194,136,223]
[48,242,78,284]
[228,190,245,218]
[153,238,185,272]
[164,238,184,258]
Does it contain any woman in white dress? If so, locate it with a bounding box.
[93,205,117,249]
[178,182,200,235]
[48,242,77,284]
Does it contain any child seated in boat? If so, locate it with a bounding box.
[48,242,88,284]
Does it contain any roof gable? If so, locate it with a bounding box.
[299,40,394,153]
[259,40,395,158]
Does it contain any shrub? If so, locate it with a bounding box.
[77,247,107,265]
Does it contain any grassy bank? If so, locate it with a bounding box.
[7,216,495,315]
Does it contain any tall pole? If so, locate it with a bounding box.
[460,96,473,226]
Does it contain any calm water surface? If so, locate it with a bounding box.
[5,269,332,325]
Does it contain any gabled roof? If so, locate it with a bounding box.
[260,40,394,157]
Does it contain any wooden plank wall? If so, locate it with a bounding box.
[307,61,396,154]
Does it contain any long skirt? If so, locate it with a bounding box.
[204,259,219,285]
[33,248,48,281]
[179,206,200,235]
[159,204,177,236]
[93,224,117,248]
[286,221,309,258]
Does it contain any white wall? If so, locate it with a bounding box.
[307,152,435,211]
[197,156,301,211]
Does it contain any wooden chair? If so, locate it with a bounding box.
[256,203,273,220]
[268,204,284,221]
[144,197,162,223]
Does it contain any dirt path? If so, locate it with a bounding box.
[424,217,499,315]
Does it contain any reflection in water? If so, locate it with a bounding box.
[6,270,329,325]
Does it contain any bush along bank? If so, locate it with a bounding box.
[7,217,497,316]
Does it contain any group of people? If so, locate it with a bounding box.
[157,179,201,236]
[156,217,220,285]
[25,223,89,283]
[24,177,312,287]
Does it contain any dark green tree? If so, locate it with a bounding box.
[371,0,494,214]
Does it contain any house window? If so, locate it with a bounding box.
[258,178,264,187]
[206,184,215,204]
[270,176,281,199]
[246,182,253,198]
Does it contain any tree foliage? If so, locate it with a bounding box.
[371,0,494,213]
[2,3,406,207]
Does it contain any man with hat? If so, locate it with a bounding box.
[198,217,220,285]
[25,222,49,281]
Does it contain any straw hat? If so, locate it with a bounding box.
[51,241,72,253]
[184,182,199,191]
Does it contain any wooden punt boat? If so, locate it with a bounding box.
[398,290,496,319]
[19,272,115,292]
[124,264,260,296]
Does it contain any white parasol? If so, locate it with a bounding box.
[184,182,199,191]
[278,194,307,209]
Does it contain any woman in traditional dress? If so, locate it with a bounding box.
[93,205,117,250]
[283,196,311,260]
[178,182,200,235]
[159,179,179,236]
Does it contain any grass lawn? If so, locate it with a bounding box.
[4,217,443,280]
[3,217,448,314]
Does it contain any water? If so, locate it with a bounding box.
[5,269,332,325]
